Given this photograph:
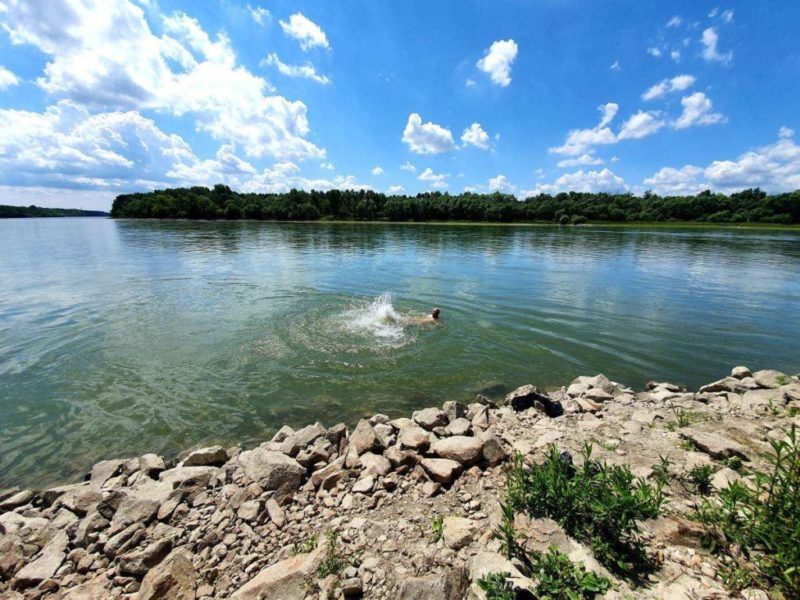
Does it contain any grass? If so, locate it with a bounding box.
[292,534,318,555]
[430,515,444,543]
[696,425,800,597]
[686,464,714,496]
[651,456,672,487]
[679,437,700,452]
[317,530,347,578]
[504,444,664,578]
[774,374,790,386]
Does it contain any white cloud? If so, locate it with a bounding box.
[401,113,455,154]
[460,122,490,149]
[476,39,518,87]
[610,60,620,71]
[0,65,19,89]
[556,153,604,168]
[386,185,405,195]
[673,92,726,129]
[666,16,682,28]
[701,28,732,64]
[320,161,335,170]
[247,4,269,25]
[642,74,695,100]
[533,168,628,194]
[0,0,325,161]
[549,103,618,156]
[647,47,662,58]
[670,50,681,62]
[279,13,329,51]
[488,174,514,193]
[720,9,734,23]
[261,53,330,84]
[619,111,666,140]
[371,166,383,175]
[644,128,800,194]
[400,161,416,172]
[418,167,449,188]
[465,78,476,87]
[779,126,795,139]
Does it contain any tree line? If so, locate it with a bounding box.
[0,204,109,218]
[110,186,800,224]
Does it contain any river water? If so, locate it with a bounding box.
[1,218,799,487]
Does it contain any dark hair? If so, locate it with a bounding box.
[432,307,441,319]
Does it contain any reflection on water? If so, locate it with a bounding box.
[1,218,799,488]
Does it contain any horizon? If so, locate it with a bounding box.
[0,1,798,211]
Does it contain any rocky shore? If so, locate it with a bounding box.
[1,366,799,600]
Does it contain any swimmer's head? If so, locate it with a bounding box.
[431,308,440,320]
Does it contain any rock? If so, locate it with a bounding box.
[138,548,196,600]
[566,382,590,397]
[398,425,431,451]
[731,365,752,379]
[575,398,602,413]
[352,476,375,494]
[359,452,392,476]
[139,454,166,478]
[237,448,305,492]
[350,419,383,455]
[699,377,751,394]
[0,533,24,579]
[110,495,160,531]
[183,445,228,467]
[412,407,448,430]
[711,467,742,492]
[680,430,750,461]
[265,498,286,528]
[230,542,326,599]
[340,576,363,598]
[0,489,34,511]
[641,516,705,549]
[442,516,478,550]
[13,531,67,589]
[469,552,530,593]
[280,423,327,456]
[444,417,472,436]
[442,400,468,422]
[61,576,111,599]
[584,387,613,402]
[90,459,124,486]
[752,369,791,389]
[118,539,172,576]
[55,483,103,516]
[741,388,785,411]
[420,458,461,485]
[105,523,145,558]
[396,567,468,599]
[159,466,218,489]
[479,432,507,466]
[238,500,261,521]
[384,446,418,469]
[504,385,563,417]
[430,436,484,465]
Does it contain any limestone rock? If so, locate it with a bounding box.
[430,436,484,465]
[396,567,468,599]
[139,454,166,478]
[0,489,34,512]
[118,538,172,576]
[265,498,286,528]
[479,432,507,466]
[158,466,218,489]
[680,430,750,461]
[442,400,468,422]
[731,365,752,379]
[359,452,392,476]
[412,407,448,430]
[398,425,431,451]
[230,543,326,599]
[752,369,791,389]
[13,531,67,589]
[444,417,472,436]
[350,419,383,455]
[711,467,742,492]
[420,458,461,485]
[442,516,478,550]
[110,495,160,531]
[183,445,228,467]
[138,548,196,600]
[237,448,305,492]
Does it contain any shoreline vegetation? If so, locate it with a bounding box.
[111,185,800,225]
[2,366,798,599]
[0,204,109,218]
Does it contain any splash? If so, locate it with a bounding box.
[340,292,406,342]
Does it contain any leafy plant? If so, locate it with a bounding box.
[652,456,672,486]
[505,444,663,577]
[723,455,744,473]
[696,425,800,597]
[530,546,611,599]
[686,464,714,495]
[317,530,346,578]
[430,515,444,543]
[292,534,318,555]
[477,572,516,600]
[679,437,700,452]
[774,374,789,386]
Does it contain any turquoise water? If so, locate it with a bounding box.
[1,218,799,488]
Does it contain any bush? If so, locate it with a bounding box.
[686,464,714,496]
[505,444,663,577]
[696,425,800,596]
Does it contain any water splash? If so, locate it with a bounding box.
[340,292,406,342]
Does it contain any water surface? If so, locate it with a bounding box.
[1,218,799,488]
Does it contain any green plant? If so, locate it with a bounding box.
[530,546,611,599]
[686,464,714,495]
[317,530,346,578]
[679,437,700,452]
[292,534,318,555]
[476,572,516,600]
[495,501,528,566]
[430,515,444,543]
[723,455,744,473]
[505,444,663,577]
[774,374,789,386]
[696,425,800,597]
[652,456,672,486]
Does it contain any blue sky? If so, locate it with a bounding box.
[0,0,798,210]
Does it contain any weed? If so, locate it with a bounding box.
[774,374,789,386]
[696,425,800,597]
[651,456,672,486]
[292,534,318,555]
[686,464,714,495]
[679,437,700,452]
[530,546,612,599]
[430,515,444,543]
[505,444,663,578]
[723,455,744,473]
[476,572,516,600]
[317,530,346,578]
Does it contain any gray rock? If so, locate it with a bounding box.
[420,458,461,485]
[753,369,791,389]
[105,523,145,558]
[444,417,472,436]
[118,538,172,576]
[12,531,67,589]
[230,543,327,599]
[138,547,196,600]
[442,516,478,550]
[0,489,34,511]
[238,500,261,521]
[398,425,431,451]
[352,476,375,494]
[110,495,160,531]
[159,466,218,489]
[699,377,752,394]
[55,483,103,516]
[139,454,166,478]
[90,459,123,487]
[480,432,507,466]
[442,400,468,423]
[237,448,305,492]
[741,388,786,411]
[310,457,345,488]
[711,467,743,492]
[396,566,468,599]
[265,498,286,528]
[280,423,326,456]
[350,419,383,455]
[183,445,228,467]
[731,365,752,379]
[412,407,448,430]
[681,430,750,461]
[0,533,24,580]
[430,436,484,465]
[359,452,392,476]
[271,425,295,443]
[384,446,418,469]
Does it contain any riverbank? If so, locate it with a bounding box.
[1,367,798,599]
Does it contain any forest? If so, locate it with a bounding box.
[110,186,800,224]
[0,204,109,218]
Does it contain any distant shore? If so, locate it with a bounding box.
[0,204,109,218]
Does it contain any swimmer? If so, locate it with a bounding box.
[405,307,440,325]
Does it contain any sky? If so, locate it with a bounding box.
[0,1,798,210]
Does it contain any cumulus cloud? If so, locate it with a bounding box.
[0,65,19,89]
[666,16,682,28]
[549,103,618,155]
[247,4,269,25]
[647,47,662,58]
[488,174,514,192]
[261,53,330,84]
[402,113,455,154]
[418,167,449,188]
[320,161,335,170]
[556,153,604,168]
[610,60,621,71]
[701,28,732,64]
[279,13,329,51]
[400,161,416,172]
[618,111,666,140]
[642,74,695,100]
[644,128,800,194]
[673,92,726,129]
[476,39,518,87]
[533,169,628,194]
[0,0,325,161]
[386,185,405,195]
[371,166,383,175]
[460,122,490,149]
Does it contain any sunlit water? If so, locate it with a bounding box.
[1,218,799,488]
